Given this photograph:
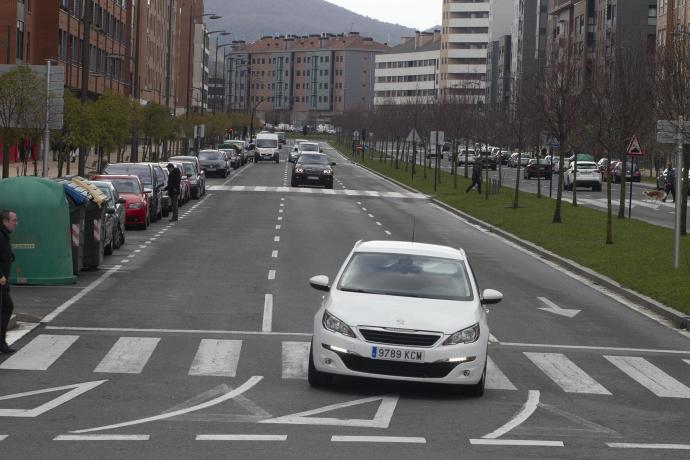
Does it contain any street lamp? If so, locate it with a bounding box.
[213,39,233,112]
[187,12,221,116]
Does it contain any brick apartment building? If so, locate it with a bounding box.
[226,32,389,124]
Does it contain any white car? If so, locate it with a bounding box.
[457,149,476,165]
[564,160,602,191]
[307,240,503,396]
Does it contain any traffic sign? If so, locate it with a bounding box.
[626,136,643,156]
[430,131,445,144]
[545,136,560,148]
[352,130,360,140]
[406,129,421,143]
[656,120,690,144]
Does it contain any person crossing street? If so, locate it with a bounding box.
[0,210,17,354]
[165,163,182,222]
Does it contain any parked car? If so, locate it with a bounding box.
[291,153,335,189]
[169,156,206,198]
[477,153,497,170]
[92,175,149,229]
[656,167,690,193]
[165,161,191,205]
[90,180,126,254]
[612,161,641,183]
[218,140,249,165]
[457,149,476,165]
[523,159,551,179]
[103,162,163,223]
[198,149,231,177]
[564,160,603,191]
[508,153,531,168]
[177,161,204,199]
[275,131,287,145]
[306,240,503,396]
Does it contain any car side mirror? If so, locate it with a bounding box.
[143,188,153,194]
[116,197,126,204]
[309,275,330,292]
[481,289,503,305]
[106,207,116,215]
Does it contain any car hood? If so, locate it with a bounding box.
[324,290,480,334]
[119,192,146,203]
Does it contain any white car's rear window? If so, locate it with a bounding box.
[338,253,473,301]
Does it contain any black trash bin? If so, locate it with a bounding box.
[82,194,106,270]
[58,179,88,275]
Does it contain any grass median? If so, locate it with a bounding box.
[331,141,690,315]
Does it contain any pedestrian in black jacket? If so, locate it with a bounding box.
[165,163,181,221]
[0,210,17,354]
[466,160,483,193]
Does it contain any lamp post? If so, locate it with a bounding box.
[213,40,233,112]
[201,30,229,114]
[249,96,275,140]
[187,12,221,117]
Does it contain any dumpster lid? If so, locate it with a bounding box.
[59,180,89,205]
[71,177,107,207]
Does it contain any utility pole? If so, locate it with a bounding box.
[163,0,174,158]
[78,0,92,177]
[130,0,141,162]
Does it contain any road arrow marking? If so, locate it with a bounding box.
[259,394,399,428]
[538,297,581,318]
[0,380,107,417]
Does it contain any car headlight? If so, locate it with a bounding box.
[322,310,356,338]
[322,169,333,175]
[295,168,304,173]
[443,323,480,345]
[128,202,144,209]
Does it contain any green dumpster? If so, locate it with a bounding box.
[0,176,76,285]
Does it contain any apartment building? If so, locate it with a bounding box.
[511,0,539,87]
[0,0,130,96]
[374,31,441,106]
[594,0,656,67]
[440,0,491,100]
[227,33,389,123]
[486,34,512,107]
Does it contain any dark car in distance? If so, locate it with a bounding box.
[291,153,335,189]
[198,149,231,177]
[523,159,551,179]
[103,162,163,223]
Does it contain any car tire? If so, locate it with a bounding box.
[307,345,333,387]
[463,362,486,397]
[593,184,602,192]
[162,206,169,217]
[157,206,163,221]
[275,158,280,164]
[104,239,113,255]
[291,179,298,187]
[326,183,333,189]
[119,225,125,246]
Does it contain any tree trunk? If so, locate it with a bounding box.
[606,149,613,244]
[617,156,628,219]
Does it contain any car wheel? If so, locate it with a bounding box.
[119,225,126,246]
[307,344,333,388]
[326,183,334,189]
[291,179,298,187]
[463,362,486,397]
[157,206,163,221]
[104,239,113,255]
[275,158,280,164]
[162,206,169,217]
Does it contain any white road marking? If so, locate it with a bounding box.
[470,439,563,447]
[275,225,281,230]
[188,339,242,377]
[537,297,581,318]
[271,250,278,258]
[331,436,426,444]
[495,342,690,355]
[367,213,374,218]
[279,209,284,213]
[607,443,690,450]
[685,359,690,366]
[524,353,611,394]
[268,270,276,280]
[376,222,382,226]
[385,230,392,235]
[0,335,79,370]
[71,376,263,433]
[277,216,283,221]
[486,357,517,391]
[280,203,284,207]
[604,356,690,398]
[281,342,309,379]
[260,395,399,428]
[255,186,267,191]
[0,435,6,441]
[55,435,149,441]
[41,266,121,323]
[197,434,287,441]
[46,326,311,337]
[274,236,280,242]
[482,390,540,439]
[281,198,285,201]
[0,380,107,417]
[121,259,130,263]
[262,295,273,333]
[5,321,39,346]
[356,201,361,205]
[94,337,160,374]
[489,333,499,343]
[362,207,367,211]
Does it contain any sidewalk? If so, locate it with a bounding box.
[4,156,104,179]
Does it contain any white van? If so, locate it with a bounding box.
[255,133,281,163]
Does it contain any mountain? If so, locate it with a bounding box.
[203,0,417,46]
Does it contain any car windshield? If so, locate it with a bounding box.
[338,253,473,301]
[300,144,319,152]
[94,185,114,205]
[181,163,196,176]
[105,165,152,186]
[297,154,329,165]
[109,179,141,194]
[198,151,222,160]
[257,139,278,148]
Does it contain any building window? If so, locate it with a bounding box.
[648,5,657,26]
[16,20,24,60]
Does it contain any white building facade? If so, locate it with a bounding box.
[374,32,441,106]
[440,0,491,101]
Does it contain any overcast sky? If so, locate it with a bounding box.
[325,0,443,30]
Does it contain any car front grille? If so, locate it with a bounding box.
[359,328,442,347]
[338,354,458,378]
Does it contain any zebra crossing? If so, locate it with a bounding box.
[205,185,427,200]
[1,334,690,399]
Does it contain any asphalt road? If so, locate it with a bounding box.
[2,142,690,459]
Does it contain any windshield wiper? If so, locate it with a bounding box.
[339,287,375,294]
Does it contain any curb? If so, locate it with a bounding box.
[343,152,689,330]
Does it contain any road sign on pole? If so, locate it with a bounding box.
[657,120,690,144]
[406,129,420,143]
[626,136,643,156]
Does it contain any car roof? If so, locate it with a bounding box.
[354,240,466,261]
[93,174,141,181]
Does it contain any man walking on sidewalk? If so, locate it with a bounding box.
[165,163,181,222]
[0,210,17,354]
[466,159,483,194]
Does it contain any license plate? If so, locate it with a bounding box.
[207,167,216,170]
[307,175,320,180]
[371,346,425,362]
